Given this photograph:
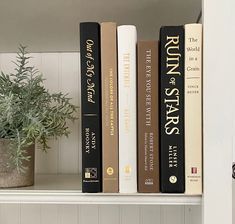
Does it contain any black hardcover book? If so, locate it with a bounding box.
[159,26,185,193]
[80,22,102,193]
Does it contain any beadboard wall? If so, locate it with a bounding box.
[0,52,221,224]
[0,204,202,224]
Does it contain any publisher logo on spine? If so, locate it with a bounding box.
[85,168,97,179]
[169,175,177,184]
[106,167,114,176]
[124,165,132,174]
[191,167,197,174]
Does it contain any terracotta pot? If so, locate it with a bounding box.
[0,139,35,188]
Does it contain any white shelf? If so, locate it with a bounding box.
[0,174,201,205]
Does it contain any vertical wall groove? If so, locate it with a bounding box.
[58,53,62,174]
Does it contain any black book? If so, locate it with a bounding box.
[80,22,102,193]
[159,26,185,193]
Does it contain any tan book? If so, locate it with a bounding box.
[137,40,160,193]
[185,23,203,195]
[101,22,118,193]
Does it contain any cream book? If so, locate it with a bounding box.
[185,23,203,195]
[118,25,137,193]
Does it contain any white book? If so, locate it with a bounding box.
[118,25,137,193]
[185,23,203,195]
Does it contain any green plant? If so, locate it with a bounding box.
[0,46,78,172]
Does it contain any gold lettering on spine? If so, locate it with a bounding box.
[123,53,130,88]
[109,68,115,136]
[123,53,130,133]
[145,49,152,127]
[169,145,178,168]
[85,39,96,104]
[165,36,181,75]
[164,35,181,135]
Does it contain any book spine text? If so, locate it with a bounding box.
[118,25,137,193]
[185,23,203,195]
[101,22,119,193]
[80,22,102,193]
[137,41,160,193]
[160,26,185,193]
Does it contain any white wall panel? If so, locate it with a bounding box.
[120,205,140,224]
[58,205,78,224]
[233,181,235,224]
[35,149,59,174]
[40,53,61,174]
[79,205,99,224]
[140,205,161,224]
[0,204,20,224]
[41,205,58,224]
[185,206,201,224]
[99,205,120,224]
[59,53,80,174]
[161,206,184,224]
[0,204,202,224]
[20,204,41,224]
[0,53,17,72]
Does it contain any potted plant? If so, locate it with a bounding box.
[0,46,77,188]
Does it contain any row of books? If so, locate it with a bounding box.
[80,22,202,194]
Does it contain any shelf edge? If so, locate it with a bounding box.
[0,194,201,205]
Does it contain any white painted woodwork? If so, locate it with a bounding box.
[120,205,140,224]
[79,205,99,224]
[1,0,235,216]
[185,206,202,224]
[20,204,41,224]
[202,0,233,224]
[231,1,235,224]
[99,205,120,224]
[40,205,58,224]
[161,206,184,224]
[0,204,20,224]
[233,180,235,224]
[140,205,161,224]
[0,175,201,205]
[0,204,203,224]
[58,204,78,224]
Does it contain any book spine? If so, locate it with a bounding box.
[185,24,202,195]
[80,22,102,193]
[101,22,119,193]
[137,41,160,193]
[160,26,185,193]
[118,25,137,193]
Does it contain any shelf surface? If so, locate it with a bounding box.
[0,174,202,205]
[0,0,201,52]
